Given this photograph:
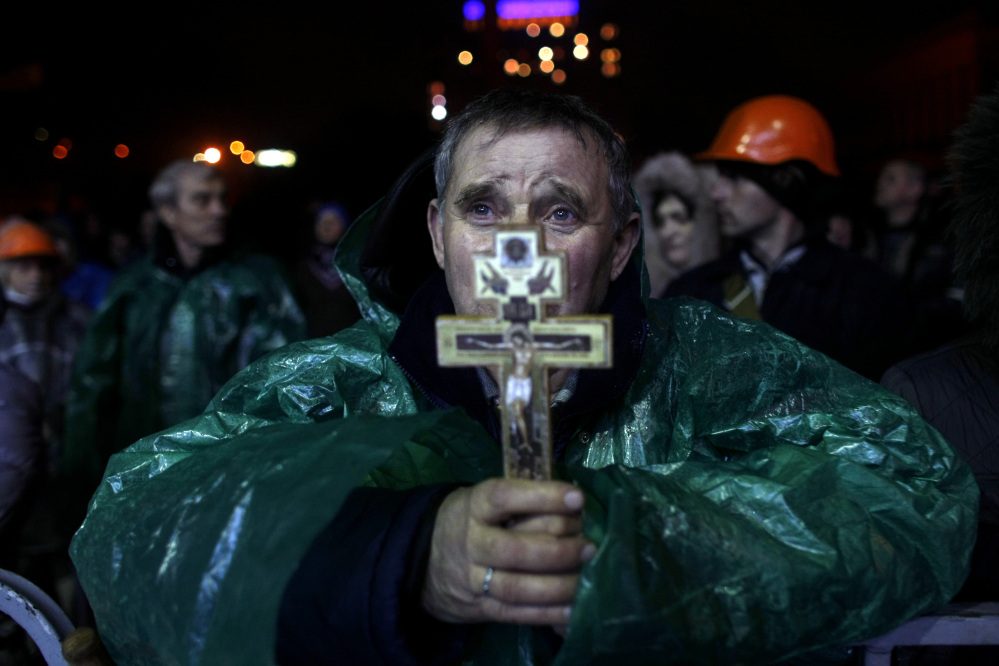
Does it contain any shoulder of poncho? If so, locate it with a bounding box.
[645,295,742,337]
[642,295,822,373]
[96,258,167,309]
[197,253,290,289]
[237,319,395,385]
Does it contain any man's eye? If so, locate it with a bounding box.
[470,204,493,216]
[549,208,576,223]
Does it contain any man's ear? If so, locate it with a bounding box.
[610,212,641,281]
[157,205,177,230]
[428,199,446,269]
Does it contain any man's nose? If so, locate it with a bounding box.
[509,204,531,226]
[209,196,229,217]
[711,177,732,201]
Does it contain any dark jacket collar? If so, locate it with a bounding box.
[151,223,228,279]
[730,235,841,284]
[388,260,647,460]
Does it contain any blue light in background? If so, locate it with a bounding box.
[496,0,579,19]
[463,0,486,21]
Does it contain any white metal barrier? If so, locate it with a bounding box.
[859,602,999,666]
[0,568,74,665]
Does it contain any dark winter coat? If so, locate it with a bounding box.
[882,333,999,600]
[0,361,45,569]
[665,239,917,380]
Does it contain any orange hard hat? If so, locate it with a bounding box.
[0,222,59,260]
[698,95,840,177]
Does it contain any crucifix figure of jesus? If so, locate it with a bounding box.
[436,226,612,480]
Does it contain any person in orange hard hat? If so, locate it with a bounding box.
[0,220,91,461]
[665,95,917,380]
[0,220,91,611]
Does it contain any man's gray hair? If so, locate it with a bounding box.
[149,160,223,209]
[433,88,637,230]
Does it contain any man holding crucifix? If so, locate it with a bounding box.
[71,89,976,665]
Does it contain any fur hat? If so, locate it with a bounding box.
[633,152,720,296]
[947,85,999,353]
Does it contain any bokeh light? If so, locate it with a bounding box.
[458,50,473,65]
[602,62,620,77]
[256,150,297,167]
[526,23,540,37]
[600,48,620,63]
[114,144,129,158]
[573,44,588,59]
[431,105,447,121]
[600,23,618,40]
[463,0,485,20]
[34,128,48,141]
[204,148,222,163]
[429,81,445,95]
[57,138,72,149]
[551,69,566,84]
[538,46,553,61]
[240,150,255,164]
[52,146,68,159]
[539,60,555,73]
[549,23,565,37]
[504,59,519,75]
[517,62,531,77]
[193,153,207,162]
[573,33,588,46]
[230,141,245,155]
[432,94,446,106]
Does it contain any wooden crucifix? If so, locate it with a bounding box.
[436,226,612,480]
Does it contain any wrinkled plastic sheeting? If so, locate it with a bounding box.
[72,409,497,665]
[70,296,977,665]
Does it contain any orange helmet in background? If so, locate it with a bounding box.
[0,221,60,260]
[698,95,840,177]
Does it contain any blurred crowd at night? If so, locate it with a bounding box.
[1,1,996,256]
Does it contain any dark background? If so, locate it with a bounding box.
[2,1,998,253]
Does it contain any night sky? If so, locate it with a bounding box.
[2,1,996,238]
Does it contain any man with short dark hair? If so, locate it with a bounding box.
[667,95,916,380]
[72,90,976,665]
[63,160,307,492]
[871,157,961,349]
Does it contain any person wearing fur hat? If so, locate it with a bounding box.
[666,95,916,380]
[882,87,999,606]
[633,152,720,297]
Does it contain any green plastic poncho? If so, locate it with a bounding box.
[62,247,308,488]
[70,198,977,665]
